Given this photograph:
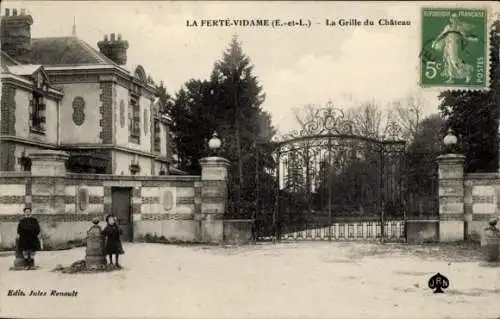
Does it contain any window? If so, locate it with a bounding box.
[128,95,140,143]
[29,92,46,134]
[153,119,161,152]
[17,155,31,171]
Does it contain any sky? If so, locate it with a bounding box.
[3,1,498,133]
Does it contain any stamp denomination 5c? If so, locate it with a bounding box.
[420,8,489,90]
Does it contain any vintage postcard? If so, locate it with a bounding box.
[0,1,499,319]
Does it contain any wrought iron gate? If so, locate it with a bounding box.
[254,105,407,242]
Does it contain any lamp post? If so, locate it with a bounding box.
[208,131,222,156]
[443,128,458,153]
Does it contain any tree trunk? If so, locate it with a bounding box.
[234,77,243,217]
[236,115,243,215]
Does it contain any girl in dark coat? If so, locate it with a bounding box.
[102,215,124,267]
[17,208,41,268]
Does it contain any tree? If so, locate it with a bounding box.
[169,35,276,220]
[289,104,325,206]
[209,35,273,217]
[406,113,446,216]
[167,80,216,174]
[346,100,386,139]
[156,81,173,115]
[389,94,425,142]
[155,82,175,163]
[438,19,500,173]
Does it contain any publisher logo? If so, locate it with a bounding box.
[428,272,449,293]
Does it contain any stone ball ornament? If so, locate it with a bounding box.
[208,131,222,151]
[443,128,458,147]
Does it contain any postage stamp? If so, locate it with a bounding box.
[420,8,489,90]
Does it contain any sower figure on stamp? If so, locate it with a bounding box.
[102,215,124,268]
[431,12,478,84]
[16,208,41,269]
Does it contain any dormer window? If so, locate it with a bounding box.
[34,72,50,91]
[29,92,46,134]
[36,73,43,89]
[134,65,147,83]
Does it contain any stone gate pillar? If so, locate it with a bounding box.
[437,153,466,242]
[199,156,230,243]
[29,150,69,215]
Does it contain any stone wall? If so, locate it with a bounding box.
[406,219,439,244]
[0,172,202,249]
[223,220,254,245]
[0,151,250,249]
[406,153,500,244]
[464,173,500,241]
[417,153,500,244]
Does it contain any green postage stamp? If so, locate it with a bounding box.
[420,8,489,90]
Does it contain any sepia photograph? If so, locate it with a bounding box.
[0,1,499,318]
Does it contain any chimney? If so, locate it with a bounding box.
[1,8,33,59]
[97,33,129,65]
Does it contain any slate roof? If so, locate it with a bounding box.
[14,37,118,67]
[2,36,155,90]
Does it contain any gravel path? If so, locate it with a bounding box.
[0,242,499,319]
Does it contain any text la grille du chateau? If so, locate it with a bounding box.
[186,18,411,27]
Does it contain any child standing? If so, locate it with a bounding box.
[102,215,124,268]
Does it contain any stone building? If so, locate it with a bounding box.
[1,8,172,176]
[0,8,253,248]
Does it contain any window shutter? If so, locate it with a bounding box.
[39,103,46,121]
[29,99,34,125]
[154,120,161,151]
[39,103,46,130]
[128,104,133,132]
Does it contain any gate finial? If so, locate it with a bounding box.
[443,128,458,153]
[208,131,222,156]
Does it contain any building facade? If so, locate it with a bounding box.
[0,8,255,249]
[1,8,172,176]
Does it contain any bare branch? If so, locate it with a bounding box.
[346,100,385,139]
[390,93,425,142]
